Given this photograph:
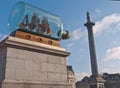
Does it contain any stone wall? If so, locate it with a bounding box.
[105,80,120,88]
[0,47,6,81]
[5,46,67,83]
[2,82,72,88]
[0,36,72,88]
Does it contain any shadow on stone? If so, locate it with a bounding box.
[0,82,2,88]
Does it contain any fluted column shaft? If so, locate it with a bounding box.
[84,12,98,76]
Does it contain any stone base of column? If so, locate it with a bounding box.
[76,75,106,88]
[89,75,106,88]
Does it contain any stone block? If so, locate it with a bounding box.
[48,72,61,82]
[0,49,6,65]
[0,59,5,68]
[61,66,67,74]
[6,58,16,69]
[42,85,59,88]
[25,60,33,71]
[60,57,66,65]
[15,59,25,69]
[7,47,17,58]
[41,62,54,72]
[6,58,25,69]
[15,69,25,80]
[5,68,16,80]
[17,49,32,60]
[32,62,41,71]
[54,64,66,74]
[32,72,47,81]
[0,49,6,81]
[54,64,67,74]
[24,70,33,81]
[32,52,48,62]
[61,74,67,82]
[47,55,61,64]
[0,68,5,81]
[55,64,62,73]
[0,57,6,68]
[59,85,72,88]
[1,50,6,60]
[26,84,43,88]
[2,83,24,88]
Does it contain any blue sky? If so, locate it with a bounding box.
[0,0,120,81]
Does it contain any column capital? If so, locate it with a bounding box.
[84,12,95,29]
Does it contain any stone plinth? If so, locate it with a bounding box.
[0,36,72,88]
[76,76,106,88]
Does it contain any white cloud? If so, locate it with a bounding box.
[66,42,74,51]
[68,43,74,48]
[71,13,120,41]
[94,13,120,35]
[112,40,120,46]
[101,68,111,73]
[71,28,87,41]
[104,46,120,61]
[95,8,102,14]
[75,72,89,81]
[101,68,120,74]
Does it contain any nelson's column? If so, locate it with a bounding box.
[84,12,105,88]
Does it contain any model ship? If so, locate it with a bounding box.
[18,13,53,36]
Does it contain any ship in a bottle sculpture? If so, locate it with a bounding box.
[8,1,70,47]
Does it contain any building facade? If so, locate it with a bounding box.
[103,73,120,88]
[76,73,120,88]
[67,66,76,88]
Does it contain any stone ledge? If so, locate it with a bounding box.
[3,79,71,85]
[1,82,72,88]
[0,36,70,57]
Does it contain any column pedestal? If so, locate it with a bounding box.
[0,36,72,88]
[89,76,106,88]
[76,76,105,88]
